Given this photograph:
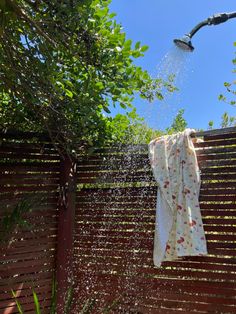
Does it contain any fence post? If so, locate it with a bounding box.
[56,154,77,313]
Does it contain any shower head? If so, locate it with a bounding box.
[174,12,236,52]
[173,35,194,52]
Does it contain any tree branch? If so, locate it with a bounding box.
[8,0,57,47]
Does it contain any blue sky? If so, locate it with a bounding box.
[109,1,236,131]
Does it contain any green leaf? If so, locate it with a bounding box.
[64,286,73,314]
[140,45,149,52]
[132,51,141,58]
[95,82,104,90]
[33,290,41,314]
[135,41,141,49]
[103,107,111,114]
[80,298,96,314]
[50,275,57,314]
[65,89,73,98]
[109,12,116,18]
[124,39,132,50]
[11,290,24,314]
[218,94,225,101]
[224,82,231,87]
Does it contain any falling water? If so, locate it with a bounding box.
[139,45,192,137]
[156,45,191,93]
[74,45,193,312]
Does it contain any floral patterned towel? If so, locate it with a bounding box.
[149,129,207,267]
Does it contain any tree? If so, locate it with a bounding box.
[218,42,236,107]
[208,112,236,129]
[220,112,236,128]
[0,0,171,152]
[109,108,189,144]
[166,109,187,134]
[109,108,163,144]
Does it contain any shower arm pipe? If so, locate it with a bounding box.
[187,12,236,39]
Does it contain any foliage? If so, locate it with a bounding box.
[218,42,236,106]
[220,112,236,128]
[208,112,236,130]
[0,0,171,152]
[216,43,236,129]
[208,120,214,130]
[11,290,24,314]
[108,108,189,144]
[32,290,41,314]
[80,298,97,314]
[0,196,41,243]
[166,109,187,134]
[108,108,163,144]
[12,287,119,314]
[50,275,57,314]
[80,296,120,314]
[12,289,41,314]
[64,286,73,314]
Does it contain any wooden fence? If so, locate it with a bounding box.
[74,128,236,313]
[0,132,60,314]
[0,128,236,313]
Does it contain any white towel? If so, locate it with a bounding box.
[149,129,207,267]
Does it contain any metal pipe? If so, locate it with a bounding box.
[187,20,208,39]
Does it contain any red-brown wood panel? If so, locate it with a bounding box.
[0,136,59,314]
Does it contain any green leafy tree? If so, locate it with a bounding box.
[109,108,189,144]
[0,0,171,152]
[218,44,236,107]
[108,108,163,144]
[208,112,236,129]
[221,112,236,128]
[166,109,187,134]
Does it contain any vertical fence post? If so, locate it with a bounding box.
[56,154,77,313]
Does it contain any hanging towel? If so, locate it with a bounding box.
[149,129,207,267]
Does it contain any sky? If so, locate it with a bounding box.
[109,1,236,131]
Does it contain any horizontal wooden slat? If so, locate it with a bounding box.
[1,299,52,313]
[196,146,236,155]
[74,272,236,291]
[0,186,59,193]
[204,130,236,141]
[76,222,236,234]
[195,138,236,148]
[0,172,59,180]
[0,269,54,286]
[75,215,236,227]
[0,163,60,172]
[0,146,56,155]
[74,258,236,282]
[75,237,235,255]
[0,152,60,161]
